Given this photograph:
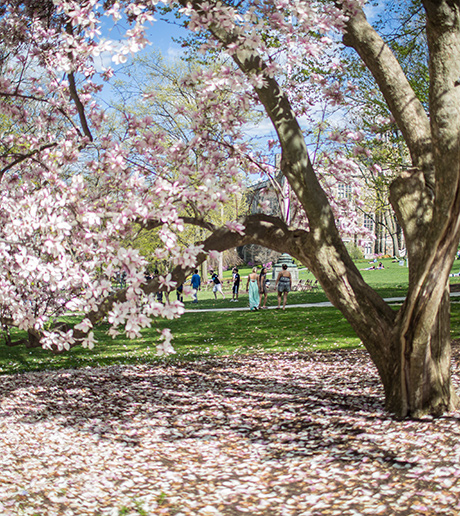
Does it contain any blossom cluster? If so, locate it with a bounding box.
[0,0,373,353]
[0,0,248,353]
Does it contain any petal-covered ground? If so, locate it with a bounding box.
[1,346,460,516]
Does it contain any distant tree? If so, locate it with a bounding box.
[111,51,249,271]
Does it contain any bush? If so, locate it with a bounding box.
[345,242,364,260]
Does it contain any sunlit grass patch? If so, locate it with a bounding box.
[0,306,362,374]
[2,257,460,375]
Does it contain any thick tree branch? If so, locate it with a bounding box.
[341,5,433,180]
[423,0,460,215]
[168,1,397,377]
[339,3,439,279]
[183,214,397,375]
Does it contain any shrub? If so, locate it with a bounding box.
[346,242,364,260]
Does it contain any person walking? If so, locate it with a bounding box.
[246,267,260,311]
[230,267,240,301]
[210,270,225,299]
[275,263,291,310]
[190,269,201,303]
[258,267,268,309]
[153,269,163,304]
[176,283,184,302]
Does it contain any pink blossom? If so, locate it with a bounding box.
[74,318,93,333]
[157,328,175,355]
[81,331,96,350]
[158,273,177,290]
[225,221,246,235]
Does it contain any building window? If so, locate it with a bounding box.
[364,242,373,257]
[338,183,352,199]
[364,214,374,231]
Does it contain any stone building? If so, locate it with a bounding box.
[238,159,404,263]
[237,172,285,265]
[335,181,404,259]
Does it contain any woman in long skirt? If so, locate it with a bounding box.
[246,267,260,310]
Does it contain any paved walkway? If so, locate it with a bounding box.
[186,292,460,313]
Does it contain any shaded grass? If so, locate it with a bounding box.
[4,301,460,376]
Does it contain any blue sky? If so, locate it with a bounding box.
[143,13,189,59]
[93,10,187,72]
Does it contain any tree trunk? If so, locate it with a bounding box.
[291,228,459,419]
[326,276,458,418]
[383,209,401,258]
[26,328,43,348]
[384,286,458,417]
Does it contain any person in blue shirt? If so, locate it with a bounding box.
[191,269,201,303]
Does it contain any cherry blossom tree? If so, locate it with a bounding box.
[1,0,459,418]
[0,0,262,356]
[161,0,459,418]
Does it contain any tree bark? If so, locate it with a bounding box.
[393,286,459,417]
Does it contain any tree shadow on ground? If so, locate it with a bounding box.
[3,348,460,474]
[1,349,436,470]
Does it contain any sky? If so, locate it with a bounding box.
[140,12,189,60]
[93,10,187,75]
[95,7,279,160]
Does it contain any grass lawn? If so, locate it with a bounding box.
[2,258,460,374]
[187,257,412,308]
[0,307,361,374]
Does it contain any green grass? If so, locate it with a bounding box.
[0,306,362,375]
[1,257,460,375]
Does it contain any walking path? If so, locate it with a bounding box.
[186,291,460,313]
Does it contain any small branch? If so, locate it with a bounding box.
[67,71,93,142]
[180,216,216,232]
[0,91,49,102]
[0,142,58,179]
[135,216,217,233]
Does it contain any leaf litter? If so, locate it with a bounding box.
[1,346,460,516]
